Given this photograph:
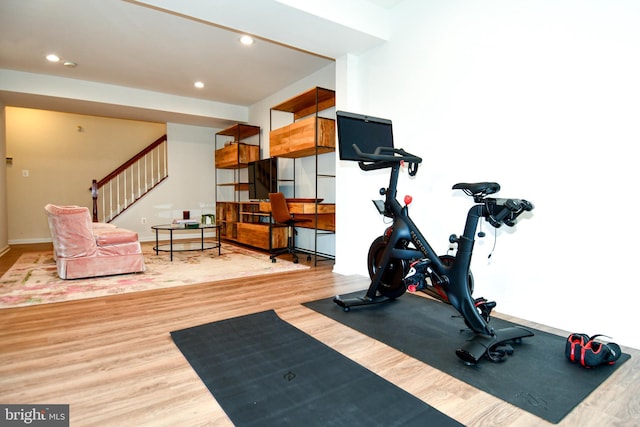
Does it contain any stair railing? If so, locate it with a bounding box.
[92,135,168,222]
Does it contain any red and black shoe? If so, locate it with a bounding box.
[565,333,621,368]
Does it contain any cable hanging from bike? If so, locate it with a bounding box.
[334,111,535,364]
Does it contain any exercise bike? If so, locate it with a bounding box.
[333,144,535,364]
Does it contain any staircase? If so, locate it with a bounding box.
[92,135,168,222]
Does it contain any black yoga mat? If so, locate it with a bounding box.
[171,310,463,427]
[304,291,631,424]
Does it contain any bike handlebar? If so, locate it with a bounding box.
[486,198,534,228]
[354,145,423,167]
[353,143,533,228]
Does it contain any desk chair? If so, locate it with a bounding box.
[269,192,311,263]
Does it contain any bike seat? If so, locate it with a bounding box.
[452,182,500,196]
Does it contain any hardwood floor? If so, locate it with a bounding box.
[1,244,638,426]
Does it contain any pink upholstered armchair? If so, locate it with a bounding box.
[44,204,145,279]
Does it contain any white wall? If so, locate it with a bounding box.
[1,111,218,245]
[335,0,640,349]
[5,108,166,243]
[113,123,217,242]
[0,104,8,255]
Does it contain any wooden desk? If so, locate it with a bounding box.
[259,201,335,231]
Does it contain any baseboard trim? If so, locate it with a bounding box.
[8,238,52,245]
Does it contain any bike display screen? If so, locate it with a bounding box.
[337,111,394,161]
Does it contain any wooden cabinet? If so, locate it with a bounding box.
[237,222,286,249]
[215,142,259,168]
[269,87,336,158]
[216,201,286,250]
[270,116,335,158]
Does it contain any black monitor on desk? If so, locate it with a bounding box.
[336,110,394,161]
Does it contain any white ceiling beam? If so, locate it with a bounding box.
[273,0,390,40]
[0,69,248,126]
[129,0,390,58]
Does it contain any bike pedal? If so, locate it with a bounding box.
[406,282,425,293]
[474,297,496,321]
[403,266,426,291]
[475,298,496,309]
[494,343,514,355]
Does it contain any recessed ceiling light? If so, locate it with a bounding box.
[46,54,60,62]
[194,81,205,89]
[240,35,254,46]
[63,60,77,68]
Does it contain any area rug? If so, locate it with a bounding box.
[171,310,463,427]
[304,291,631,424]
[0,242,308,308]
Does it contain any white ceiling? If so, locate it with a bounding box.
[0,0,402,127]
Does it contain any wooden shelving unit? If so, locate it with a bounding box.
[269,87,336,263]
[269,87,336,159]
[214,124,261,244]
[215,124,260,169]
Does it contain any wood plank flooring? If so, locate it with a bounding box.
[1,244,638,426]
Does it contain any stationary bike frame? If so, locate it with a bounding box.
[334,145,535,363]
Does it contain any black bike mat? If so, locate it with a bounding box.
[170,310,463,427]
[304,291,631,424]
